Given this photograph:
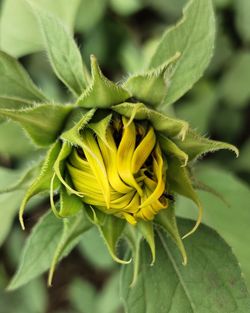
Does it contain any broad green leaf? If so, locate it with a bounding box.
[7,211,63,290]
[78,227,114,270]
[0,104,73,146]
[70,273,122,313]
[28,1,89,96]
[0,164,39,194]
[176,165,250,288]
[121,219,250,313]
[19,141,61,229]
[234,0,250,43]
[8,210,91,290]
[0,0,81,57]
[75,0,107,33]
[112,102,188,139]
[219,51,250,108]
[0,278,48,313]
[77,56,130,108]
[149,0,215,107]
[0,121,36,158]
[96,272,122,313]
[69,278,96,313]
[48,210,92,286]
[124,52,180,107]
[176,81,217,134]
[173,129,239,161]
[0,51,47,109]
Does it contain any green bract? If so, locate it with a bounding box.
[0,0,239,288]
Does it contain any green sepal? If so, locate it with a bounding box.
[77,55,131,108]
[124,52,180,107]
[50,184,83,218]
[48,210,92,286]
[19,141,62,229]
[191,176,230,207]
[137,220,155,265]
[158,134,188,166]
[52,141,81,197]
[88,114,112,147]
[112,102,189,139]
[86,209,130,264]
[123,224,142,286]
[0,51,47,109]
[173,129,239,161]
[167,157,202,239]
[61,109,96,145]
[0,103,74,147]
[154,205,187,265]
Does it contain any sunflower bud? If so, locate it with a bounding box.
[66,114,169,225]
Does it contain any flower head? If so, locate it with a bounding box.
[67,113,168,225]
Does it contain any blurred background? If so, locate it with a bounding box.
[0,0,249,312]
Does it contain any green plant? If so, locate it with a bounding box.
[0,0,249,312]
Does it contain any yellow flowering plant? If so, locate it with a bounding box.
[1,1,248,310]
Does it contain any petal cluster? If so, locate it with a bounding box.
[67,114,169,224]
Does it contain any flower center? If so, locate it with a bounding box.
[66,114,169,224]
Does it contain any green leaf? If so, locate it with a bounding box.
[0,51,47,109]
[69,278,96,313]
[176,81,217,134]
[0,0,81,57]
[28,1,89,96]
[8,211,63,290]
[77,55,130,108]
[75,0,107,33]
[173,129,239,161]
[8,210,91,290]
[48,210,92,286]
[124,52,180,107]
[177,165,250,288]
[0,168,25,247]
[19,141,61,229]
[149,0,215,107]
[234,0,250,43]
[112,102,188,139]
[0,121,37,157]
[0,103,73,146]
[219,51,250,108]
[78,227,114,270]
[121,219,250,313]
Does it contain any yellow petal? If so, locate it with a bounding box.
[117,116,143,195]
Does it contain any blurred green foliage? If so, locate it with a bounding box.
[0,0,249,312]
